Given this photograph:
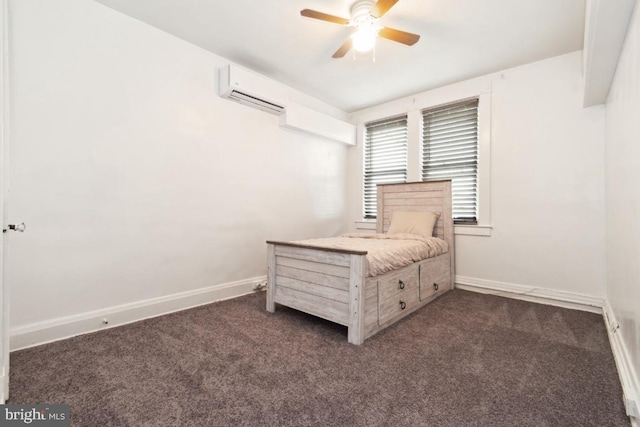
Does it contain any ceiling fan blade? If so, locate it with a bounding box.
[370,0,400,18]
[332,39,353,58]
[300,9,350,25]
[378,27,420,46]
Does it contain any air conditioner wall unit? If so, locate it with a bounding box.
[219,65,285,115]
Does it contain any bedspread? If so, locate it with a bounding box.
[296,233,448,277]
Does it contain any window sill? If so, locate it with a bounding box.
[354,220,377,231]
[454,224,492,236]
[354,220,492,236]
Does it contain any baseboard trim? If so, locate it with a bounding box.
[603,300,640,421]
[454,275,604,313]
[455,276,637,424]
[10,276,267,351]
[0,373,5,403]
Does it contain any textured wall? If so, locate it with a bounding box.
[7,0,350,328]
[605,1,640,408]
[348,52,607,299]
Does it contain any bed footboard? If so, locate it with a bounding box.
[266,242,368,345]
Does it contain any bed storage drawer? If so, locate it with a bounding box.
[378,264,420,325]
[419,254,450,301]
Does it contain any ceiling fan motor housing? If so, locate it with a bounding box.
[350,0,377,27]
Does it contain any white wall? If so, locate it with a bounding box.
[605,1,640,413]
[6,0,350,331]
[348,52,607,301]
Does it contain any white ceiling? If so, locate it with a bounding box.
[94,0,586,112]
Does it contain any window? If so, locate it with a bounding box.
[363,115,408,218]
[421,99,479,224]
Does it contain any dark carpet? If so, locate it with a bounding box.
[9,290,629,426]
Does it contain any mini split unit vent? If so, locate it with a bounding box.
[219,65,285,115]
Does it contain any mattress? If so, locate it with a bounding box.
[296,233,448,277]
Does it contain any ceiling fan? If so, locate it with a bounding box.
[300,0,420,58]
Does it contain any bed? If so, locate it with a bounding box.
[266,180,455,345]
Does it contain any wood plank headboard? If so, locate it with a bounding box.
[375,180,454,252]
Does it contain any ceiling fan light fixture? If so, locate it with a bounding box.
[300,0,420,59]
[352,25,378,52]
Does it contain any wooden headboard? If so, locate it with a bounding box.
[375,180,454,251]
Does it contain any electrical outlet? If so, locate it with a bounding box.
[604,310,620,333]
[611,321,620,333]
[253,281,267,291]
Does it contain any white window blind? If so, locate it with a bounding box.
[421,99,479,223]
[364,115,408,218]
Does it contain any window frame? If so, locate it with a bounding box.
[354,81,492,236]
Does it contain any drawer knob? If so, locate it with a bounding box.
[433,283,439,291]
[398,279,405,289]
[399,300,406,310]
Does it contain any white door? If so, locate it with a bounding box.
[0,0,9,403]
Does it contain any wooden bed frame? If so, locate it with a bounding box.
[266,180,455,345]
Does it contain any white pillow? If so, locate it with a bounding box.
[387,211,440,238]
